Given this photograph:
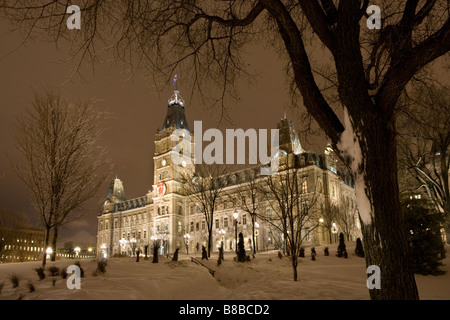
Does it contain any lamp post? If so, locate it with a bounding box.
[218,229,226,250]
[100,244,106,259]
[46,247,53,260]
[233,210,239,254]
[319,218,325,245]
[74,247,81,257]
[255,222,260,252]
[184,233,191,254]
[331,223,338,243]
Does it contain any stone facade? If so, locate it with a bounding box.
[97,91,360,258]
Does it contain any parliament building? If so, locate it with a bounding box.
[97,91,360,258]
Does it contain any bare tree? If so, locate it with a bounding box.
[229,168,264,255]
[320,202,339,244]
[11,90,112,266]
[335,201,357,241]
[261,167,320,281]
[180,164,228,258]
[2,0,450,299]
[398,84,450,235]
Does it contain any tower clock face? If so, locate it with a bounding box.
[162,159,166,166]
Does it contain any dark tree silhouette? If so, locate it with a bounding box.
[237,232,248,262]
[172,248,179,262]
[336,233,348,258]
[355,238,365,258]
[201,245,208,260]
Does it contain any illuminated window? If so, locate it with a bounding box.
[305,227,311,242]
[301,180,308,193]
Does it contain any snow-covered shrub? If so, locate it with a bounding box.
[74,261,85,277]
[336,233,347,258]
[172,248,179,262]
[60,267,68,279]
[27,281,35,292]
[201,246,208,260]
[299,247,305,258]
[237,232,249,262]
[34,267,45,280]
[47,266,59,276]
[9,274,20,288]
[355,238,365,257]
[95,259,108,275]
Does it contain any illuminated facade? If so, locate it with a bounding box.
[97,91,360,257]
[0,227,45,263]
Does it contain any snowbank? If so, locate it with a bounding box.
[0,243,449,300]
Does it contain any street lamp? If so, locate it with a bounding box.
[319,218,324,224]
[255,222,260,252]
[46,247,53,260]
[218,229,226,249]
[233,210,239,254]
[331,223,338,243]
[184,233,191,254]
[100,244,107,259]
[74,247,81,257]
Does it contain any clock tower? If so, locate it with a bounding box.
[152,90,194,253]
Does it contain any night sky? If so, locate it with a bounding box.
[0,21,327,247]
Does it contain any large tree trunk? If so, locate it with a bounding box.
[51,226,58,261]
[251,216,256,255]
[42,226,51,267]
[207,226,212,258]
[357,119,419,300]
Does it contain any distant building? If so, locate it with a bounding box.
[0,227,45,263]
[53,241,97,259]
[97,90,360,258]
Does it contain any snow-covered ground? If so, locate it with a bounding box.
[0,242,449,300]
